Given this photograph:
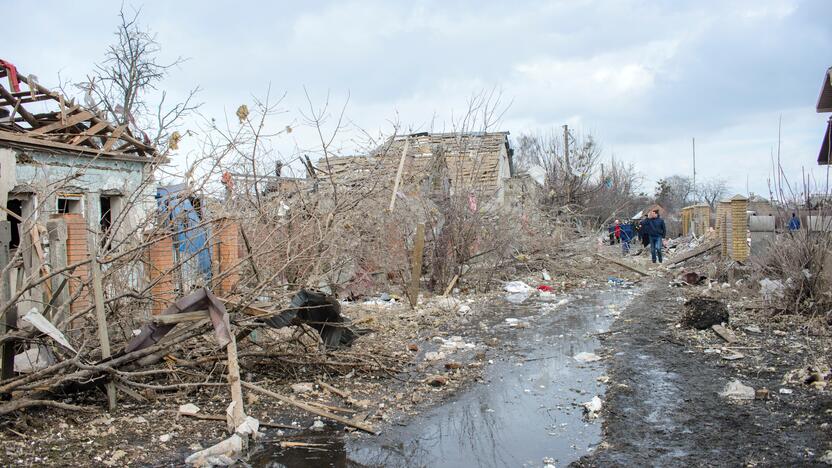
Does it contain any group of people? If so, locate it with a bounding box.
[610,209,667,264]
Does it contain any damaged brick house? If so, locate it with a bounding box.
[320,131,516,207]
[0,65,159,317]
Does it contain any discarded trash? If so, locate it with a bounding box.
[681,271,706,285]
[290,382,315,394]
[425,351,446,362]
[537,285,555,292]
[759,278,786,301]
[542,270,552,281]
[309,420,325,431]
[21,308,76,352]
[744,325,762,334]
[505,292,530,304]
[185,434,243,466]
[159,434,172,443]
[582,396,603,418]
[574,352,602,363]
[427,375,448,387]
[504,281,533,293]
[179,403,201,416]
[262,289,359,349]
[721,351,745,361]
[505,318,530,328]
[779,388,793,395]
[681,297,728,330]
[720,379,755,400]
[13,345,56,373]
[755,388,770,400]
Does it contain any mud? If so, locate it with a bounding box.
[249,287,638,467]
[575,281,832,467]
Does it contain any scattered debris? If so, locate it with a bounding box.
[681,297,729,330]
[574,352,602,363]
[583,396,603,418]
[720,380,755,401]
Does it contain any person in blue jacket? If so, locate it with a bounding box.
[788,213,801,232]
[642,209,667,263]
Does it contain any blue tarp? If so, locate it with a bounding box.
[156,184,212,280]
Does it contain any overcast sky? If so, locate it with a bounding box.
[6,0,831,197]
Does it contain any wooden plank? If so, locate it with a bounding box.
[0,130,152,161]
[388,137,410,211]
[316,380,351,399]
[593,253,649,276]
[0,84,39,128]
[150,309,208,324]
[225,333,245,432]
[242,381,377,435]
[712,324,737,344]
[87,226,117,411]
[442,274,459,297]
[29,110,93,135]
[102,124,126,152]
[68,121,108,146]
[408,223,425,307]
[669,240,721,266]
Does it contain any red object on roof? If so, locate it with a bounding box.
[0,59,20,92]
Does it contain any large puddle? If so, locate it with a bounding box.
[249,286,638,467]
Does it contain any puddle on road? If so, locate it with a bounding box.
[250,287,638,468]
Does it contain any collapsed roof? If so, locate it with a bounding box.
[319,132,513,194]
[0,61,157,160]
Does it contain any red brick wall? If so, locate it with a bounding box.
[146,234,176,315]
[212,219,240,295]
[63,214,91,315]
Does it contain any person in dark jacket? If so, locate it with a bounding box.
[639,214,650,247]
[643,209,667,263]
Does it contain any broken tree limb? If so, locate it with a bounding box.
[0,399,95,417]
[242,381,378,435]
[593,253,649,276]
[316,380,351,399]
[88,228,117,412]
[443,274,460,297]
[225,332,246,431]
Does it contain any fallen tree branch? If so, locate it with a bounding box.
[0,399,95,416]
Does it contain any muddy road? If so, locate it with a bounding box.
[248,286,639,467]
[576,281,832,467]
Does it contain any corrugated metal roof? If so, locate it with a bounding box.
[817,67,832,113]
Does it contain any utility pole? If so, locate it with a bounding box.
[563,124,570,203]
[692,137,696,190]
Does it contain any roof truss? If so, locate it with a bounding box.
[0,65,156,158]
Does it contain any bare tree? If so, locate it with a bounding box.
[79,6,201,153]
[515,128,602,209]
[696,178,729,209]
[655,174,695,212]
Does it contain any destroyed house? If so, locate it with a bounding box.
[0,64,158,251]
[319,131,515,206]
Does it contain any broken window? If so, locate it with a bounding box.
[6,198,22,250]
[99,194,123,248]
[56,195,82,214]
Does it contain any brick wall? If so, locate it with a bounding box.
[730,195,749,262]
[62,214,91,315]
[212,219,241,295]
[146,233,176,315]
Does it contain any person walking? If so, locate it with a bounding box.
[788,213,801,232]
[639,214,650,248]
[621,222,631,255]
[644,209,667,264]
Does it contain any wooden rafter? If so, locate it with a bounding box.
[0,64,156,158]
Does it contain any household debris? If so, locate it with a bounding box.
[681,297,729,330]
[574,352,602,363]
[720,380,755,401]
[583,396,603,418]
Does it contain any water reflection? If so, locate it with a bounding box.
[250,288,636,468]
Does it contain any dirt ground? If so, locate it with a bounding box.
[575,279,832,467]
[3,236,830,466]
